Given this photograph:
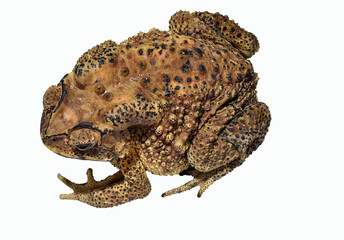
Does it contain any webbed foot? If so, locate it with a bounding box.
[162,164,233,198]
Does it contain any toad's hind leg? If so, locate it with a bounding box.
[169,11,259,58]
[162,164,233,198]
[162,102,271,197]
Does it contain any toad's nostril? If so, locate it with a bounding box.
[75,142,95,151]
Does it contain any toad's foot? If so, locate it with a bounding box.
[58,168,123,201]
[58,149,151,208]
[162,164,233,198]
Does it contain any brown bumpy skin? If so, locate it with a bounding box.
[40,11,270,208]
[169,11,259,58]
[58,148,150,207]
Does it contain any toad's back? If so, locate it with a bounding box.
[117,29,257,175]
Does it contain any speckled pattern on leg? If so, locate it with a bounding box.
[169,11,259,58]
[163,101,270,197]
[59,148,151,208]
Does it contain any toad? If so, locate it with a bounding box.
[41,11,271,208]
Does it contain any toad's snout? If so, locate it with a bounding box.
[40,84,64,138]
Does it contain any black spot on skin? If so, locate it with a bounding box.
[161,43,167,49]
[164,87,171,97]
[211,74,216,80]
[237,73,243,81]
[182,64,191,72]
[98,58,106,68]
[235,54,242,59]
[77,69,83,77]
[174,76,183,83]
[187,78,192,82]
[246,69,252,76]
[138,49,143,55]
[180,49,189,55]
[214,67,219,73]
[198,64,206,71]
[144,78,151,84]
[170,48,175,52]
[148,49,153,55]
[135,93,143,100]
[126,44,131,49]
[193,84,198,89]
[237,33,242,38]
[222,26,227,31]
[230,27,235,33]
[163,75,170,83]
[175,86,180,90]
[194,47,204,56]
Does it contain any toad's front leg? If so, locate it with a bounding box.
[58,148,151,208]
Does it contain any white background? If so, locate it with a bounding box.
[1,0,343,239]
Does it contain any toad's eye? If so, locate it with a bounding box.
[75,142,95,151]
[68,128,100,151]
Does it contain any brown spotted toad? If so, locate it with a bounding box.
[40,11,271,208]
